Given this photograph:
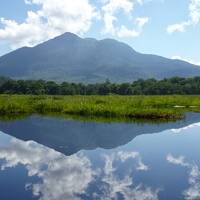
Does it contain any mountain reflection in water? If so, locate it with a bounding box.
[0,113,200,200]
[0,113,199,156]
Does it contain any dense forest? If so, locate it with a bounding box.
[1,76,200,95]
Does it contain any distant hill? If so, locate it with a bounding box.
[0,32,200,83]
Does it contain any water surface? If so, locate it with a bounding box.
[0,113,200,200]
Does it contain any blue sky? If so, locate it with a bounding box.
[0,0,200,65]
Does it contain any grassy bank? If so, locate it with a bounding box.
[0,95,200,121]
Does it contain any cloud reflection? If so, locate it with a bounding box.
[171,122,200,134]
[167,154,200,200]
[99,151,159,200]
[0,134,159,200]
[0,138,95,200]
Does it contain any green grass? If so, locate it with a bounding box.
[0,95,200,121]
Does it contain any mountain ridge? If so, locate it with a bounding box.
[0,32,199,83]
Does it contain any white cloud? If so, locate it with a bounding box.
[0,0,150,50]
[184,165,200,200]
[0,0,98,49]
[171,56,200,66]
[101,151,159,200]
[166,154,189,167]
[117,151,139,162]
[117,17,149,37]
[189,0,200,24]
[167,0,200,34]
[118,26,141,38]
[117,151,149,171]
[136,17,149,28]
[167,154,200,200]
[102,0,134,14]
[101,0,149,38]
[167,22,190,34]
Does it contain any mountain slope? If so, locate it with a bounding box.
[0,32,199,82]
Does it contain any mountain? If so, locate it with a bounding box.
[0,32,200,83]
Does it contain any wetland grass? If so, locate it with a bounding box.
[0,95,200,121]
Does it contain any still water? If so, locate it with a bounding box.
[0,113,200,200]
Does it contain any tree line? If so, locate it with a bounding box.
[1,76,200,95]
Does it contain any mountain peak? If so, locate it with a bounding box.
[58,32,80,39]
[34,32,82,49]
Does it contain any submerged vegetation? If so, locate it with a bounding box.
[0,95,200,121]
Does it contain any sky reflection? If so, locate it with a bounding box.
[167,154,200,200]
[0,132,159,200]
[0,114,200,199]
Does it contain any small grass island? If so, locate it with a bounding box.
[0,95,200,121]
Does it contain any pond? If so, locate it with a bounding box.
[0,113,200,200]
